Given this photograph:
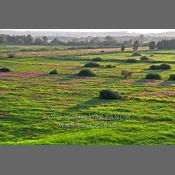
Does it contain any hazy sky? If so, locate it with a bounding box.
[1,29,175,34]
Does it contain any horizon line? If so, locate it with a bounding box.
[1,29,175,34]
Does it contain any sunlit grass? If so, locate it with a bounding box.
[0,46,174,145]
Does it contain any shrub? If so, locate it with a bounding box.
[149,65,157,70]
[140,56,149,61]
[159,64,171,70]
[84,62,100,68]
[121,70,132,78]
[105,64,116,68]
[145,73,161,80]
[99,89,121,100]
[168,74,175,80]
[92,57,103,62]
[0,67,11,72]
[132,51,141,56]
[149,59,156,63]
[49,69,58,75]
[149,64,171,70]
[7,53,15,58]
[78,69,95,77]
[126,58,137,63]
[150,64,165,69]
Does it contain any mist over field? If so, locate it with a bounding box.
[1,29,175,36]
[1,29,175,40]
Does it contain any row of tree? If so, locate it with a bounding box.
[53,36,131,47]
[122,40,175,51]
[149,40,175,50]
[0,34,140,47]
[0,34,49,45]
[1,34,175,50]
[156,39,175,50]
[121,40,140,51]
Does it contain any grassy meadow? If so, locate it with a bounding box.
[0,45,174,145]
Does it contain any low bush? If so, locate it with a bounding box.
[145,73,161,80]
[7,53,15,58]
[121,70,132,78]
[126,58,137,63]
[140,56,150,61]
[49,69,58,75]
[159,64,171,69]
[78,69,95,77]
[84,62,100,67]
[0,67,11,72]
[92,57,103,62]
[105,64,116,68]
[149,64,171,70]
[132,51,141,56]
[168,74,175,81]
[149,59,156,63]
[99,89,121,100]
[149,65,157,70]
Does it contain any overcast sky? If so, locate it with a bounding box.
[1,29,175,34]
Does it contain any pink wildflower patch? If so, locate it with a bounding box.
[138,90,175,97]
[158,82,173,87]
[134,80,173,87]
[121,79,135,84]
[0,72,12,77]
[143,81,160,86]
[136,81,159,86]
[0,72,48,78]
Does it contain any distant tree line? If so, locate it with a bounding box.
[1,33,175,50]
[148,39,175,50]
[156,39,175,50]
[65,36,132,48]
[0,34,137,48]
[0,34,49,45]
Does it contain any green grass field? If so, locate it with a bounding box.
[0,45,174,145]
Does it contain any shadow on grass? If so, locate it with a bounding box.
[59,74,76,82]
[64,97,114,113]
[45,56,89,62]
[40,56,144,63]
[134,78,159,84]
[134,77,175,87]
[144,68,170,73]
